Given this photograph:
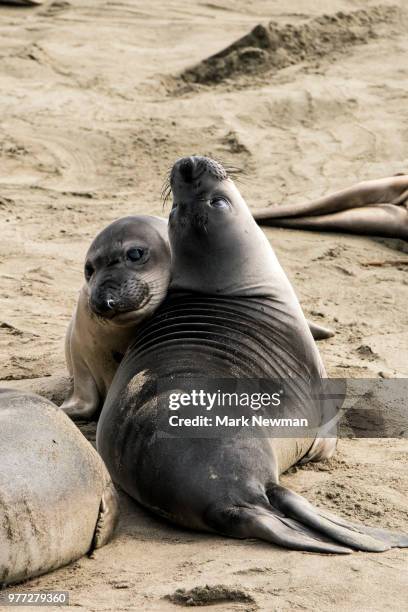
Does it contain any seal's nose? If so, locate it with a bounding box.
[90,295,117,317]
[171,156,227,188]
[178,157,196,183]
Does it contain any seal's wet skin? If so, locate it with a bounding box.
[62,215,170,420]
[97,156,408,553]
[0,389,118,586]
[253,175,408,239]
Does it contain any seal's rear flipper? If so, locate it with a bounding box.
[205,502,352,554]
[91,482,120,551]
[264,484,408,552]
[254,206,408,240]
[205,485,408,554]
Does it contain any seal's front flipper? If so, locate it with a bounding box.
[91,482,120,551]
[307,319,335,341]
[60,357,100,420]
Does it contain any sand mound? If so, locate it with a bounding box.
[166,584,256,607]
[181,5,400,85]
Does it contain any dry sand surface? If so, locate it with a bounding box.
[1,0,408,610]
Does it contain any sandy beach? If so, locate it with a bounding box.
[1,0,407,609]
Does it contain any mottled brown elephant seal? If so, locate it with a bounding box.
[96,156,408,553]
[62,215,170,420]
[62,214,331,420]
[253,175,408,239]
[0,389,118,586]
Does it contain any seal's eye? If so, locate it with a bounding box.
[127,247,146,262]
[210,197,229,209]
[84,262,94,281]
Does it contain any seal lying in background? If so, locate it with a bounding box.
[253,175,408,239]
[0,389,118,586]
[62,215,170,420]
[0,1,42,5]
[97,156,408,553]
[62,214,331,420]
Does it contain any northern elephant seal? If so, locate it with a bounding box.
[0,389,118,586]
[62,215,170,420]
[253,174,408,239]
[97,156,408,553]
[0,1,43,6]
[62,214,330,420]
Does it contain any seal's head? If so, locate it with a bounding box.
[168,156,289,298]
[84,215,170,326]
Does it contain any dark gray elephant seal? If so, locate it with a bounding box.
[97,156,408,553]
[0,1,42,5]
[62,215,170,420]
[253,175,408,239]
[61,214,330,420]
[0,389,118,586]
